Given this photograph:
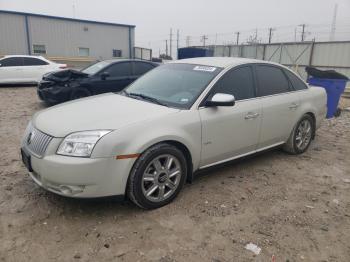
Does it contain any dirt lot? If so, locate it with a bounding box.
[1,86,350,262]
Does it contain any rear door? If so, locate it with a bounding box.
[91,62,133,94]
[255,64,301,149]
[22,57,49,82]
[0,57,24,83]
[199,66,262,167]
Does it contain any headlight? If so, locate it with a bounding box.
[57,130,111,157]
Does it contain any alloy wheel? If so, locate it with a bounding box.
[295,119,312,151]
[141,154,182,203]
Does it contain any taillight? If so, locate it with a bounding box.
[59,64,67,69]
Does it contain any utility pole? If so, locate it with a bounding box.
[169,28,173,59]
[235,32,240,45]
[254,29,258,42]
[176,29,180,59]
[299,24,306,42]
[186,36,191,47]
[330,3,338,41]
[72,1,76,18]
[165,40,168,56]
[268,28,275,44]
[201,35,208,47]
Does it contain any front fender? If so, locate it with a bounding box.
[92,110,202,170]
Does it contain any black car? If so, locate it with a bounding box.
[37,59,158,104]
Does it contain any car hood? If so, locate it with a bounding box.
[33,93,180,137]
[42,69,89,83]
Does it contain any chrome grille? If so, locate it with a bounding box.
[23,124,52,158]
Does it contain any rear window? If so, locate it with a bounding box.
[284,69,308,90]
[256,65,291,96]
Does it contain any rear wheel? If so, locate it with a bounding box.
[70,88,91,100]
[127,143,187,209]
[283,114,314,155]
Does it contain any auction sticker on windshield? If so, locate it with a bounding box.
[193,66,217,72]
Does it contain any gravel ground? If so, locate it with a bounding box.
[1,86,350,262]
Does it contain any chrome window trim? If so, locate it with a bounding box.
[194,62,310,110]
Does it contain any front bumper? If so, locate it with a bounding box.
[21,144,135,198]
[37,81,71,104]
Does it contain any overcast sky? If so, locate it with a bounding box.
[1,0,349,56]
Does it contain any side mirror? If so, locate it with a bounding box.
[0,63,2,67]
[205,93,235,107]
[100,72,110,80]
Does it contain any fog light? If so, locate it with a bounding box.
[59,185,85,195]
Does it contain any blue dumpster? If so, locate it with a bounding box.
[308,78,348,118]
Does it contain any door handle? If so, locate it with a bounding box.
[245,112,259,120]
[289,103,299,109]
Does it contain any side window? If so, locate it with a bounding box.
[211,66,255,101]
[284,69,308,90]
[133,62,155,76]
[256,65,290,96]
[23,57,48,66]
[0,57,23,67]
[104,62,132,77]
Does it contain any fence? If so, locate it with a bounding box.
[205,41,350,79]
[134,47,152,61]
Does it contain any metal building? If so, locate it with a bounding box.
[0,10,135,66]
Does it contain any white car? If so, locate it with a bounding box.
[20,57,327,209]
[0,55,66,84]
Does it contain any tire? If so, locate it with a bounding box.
[127,143,187,209]
[70,88,91,100]
[283,114,315,155]
[334,108,342,118]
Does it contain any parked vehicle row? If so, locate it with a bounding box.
[0,55,66,84]
[20,57,327,209]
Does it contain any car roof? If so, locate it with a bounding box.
[102,59,157,64]
[170,57,281,69]
[2,55,45,59]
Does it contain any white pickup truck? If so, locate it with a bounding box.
[21,57,327,209]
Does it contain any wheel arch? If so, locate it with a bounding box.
[136,140,194,183]
[161,140,194,183]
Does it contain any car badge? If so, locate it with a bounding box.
[27,131,35,145]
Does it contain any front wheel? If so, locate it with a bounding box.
[127,143,187,209]
[283,114,315,155]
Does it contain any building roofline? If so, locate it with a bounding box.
[0,9,136,28]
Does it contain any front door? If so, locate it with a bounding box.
[22,57,50,82]
[92,62,133,94]
[199,66,262,167]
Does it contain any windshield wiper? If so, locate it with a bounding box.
[127,92,167,107]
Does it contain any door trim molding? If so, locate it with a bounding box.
[199,141,284,169]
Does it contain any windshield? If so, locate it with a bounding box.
[125,63,222,109]
[81,61,112,75]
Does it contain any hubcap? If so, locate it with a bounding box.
[295,119,312,151]
[141,154,182,203]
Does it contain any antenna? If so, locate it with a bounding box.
[330,3,338,41]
